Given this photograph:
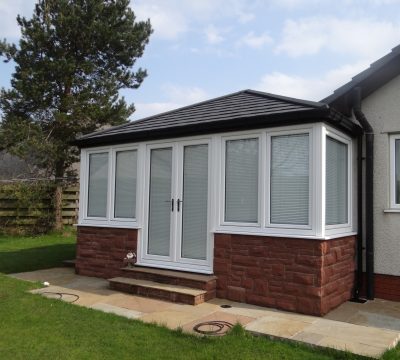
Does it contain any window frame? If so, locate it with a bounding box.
[80,144,140,228]
[220,133,262,228]
[110,145,140,223]
[324,127,353,232]
[390,134,400,209]
[266,128,313,230]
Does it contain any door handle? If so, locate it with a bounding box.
[177,199,183,212]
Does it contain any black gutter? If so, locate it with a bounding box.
[353,87,374,300]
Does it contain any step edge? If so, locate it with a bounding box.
[109,277,208,296]
[120,266,217,282]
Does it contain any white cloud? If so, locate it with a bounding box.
[133,0,257,41]
[133,84,209,120]
[237,31,273,49]
[204,25,226,44]
[162,84,209,103]
[134,3,188,40]
[0,0,35,39]
[270,0,321,9]
[276,17,400,59]
[256,61,369,101]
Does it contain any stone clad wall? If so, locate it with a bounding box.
[75,226,355,316]
[75,226,138,278]
[214,234,356,316]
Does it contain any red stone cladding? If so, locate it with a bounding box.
[214,234,356,316]
[75,226,138,278]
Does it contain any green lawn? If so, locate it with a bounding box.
[0,231,398,360]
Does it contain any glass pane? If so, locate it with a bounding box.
[396,139,400,204]
[225,138,259,223]
[270,134,309,225]
[87,152,109,217]
[182,144,208,260]
[114,150,137,218]
[148,148,172,256]
[326,137,348,225]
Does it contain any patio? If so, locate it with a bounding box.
[10,267,400,359]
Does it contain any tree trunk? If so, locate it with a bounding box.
[54,185,63,231]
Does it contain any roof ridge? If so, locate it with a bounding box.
[245,89,328,109]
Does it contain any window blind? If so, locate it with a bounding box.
[225,138,259,223]
[87,152,109,217]
[181,145,208,260]
[326,136,348,225]
[114,150,137,218]
[270,134,310,225]
[148,148,173,256]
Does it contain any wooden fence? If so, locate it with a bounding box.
[0,185,79,233]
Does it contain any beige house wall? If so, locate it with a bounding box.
[361,74,400,276]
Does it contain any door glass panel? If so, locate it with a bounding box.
[181,144,208,260]
[148,148,172,256]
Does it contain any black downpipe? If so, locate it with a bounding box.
[353,87,375,300]
[355,135,363,299]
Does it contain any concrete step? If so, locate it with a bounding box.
[121,266,217,292]
[109,277,211,305]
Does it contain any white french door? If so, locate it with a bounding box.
[138,139,212,273]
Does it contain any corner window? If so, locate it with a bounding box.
[224,138,259,223]
[326,136,349,225]
[114,150,137,218]
[390,135,400,208]
[270,133,310,225]
[84,146,138,224]
[87,152,109,217]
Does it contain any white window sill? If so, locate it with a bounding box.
[383,209,400,213]
[77,222,142,229]
[213,228,357,240]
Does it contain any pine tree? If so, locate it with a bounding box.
[0,0,152,177]
[0,0,152,228]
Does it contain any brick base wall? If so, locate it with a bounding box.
[75,226,138,278]
[360,273,400,302]
[374,274,400,301]
[214,234,356,316]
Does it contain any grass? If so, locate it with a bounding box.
[0,230,398,360]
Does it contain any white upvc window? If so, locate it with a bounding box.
[390,134,400,209]
[221,134,261,227]
[80,144,140,227]
[324,128,352,233]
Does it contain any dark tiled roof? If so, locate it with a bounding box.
[75,89,357,147]
[322,45,400,113]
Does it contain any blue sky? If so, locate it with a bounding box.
[1,0,400,120]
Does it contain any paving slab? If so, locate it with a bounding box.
[103,293,175,313]
[10,267,400,358]
[183,311,255,335]
[90,303,142,319]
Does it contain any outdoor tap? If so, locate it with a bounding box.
[123,251,137,267]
